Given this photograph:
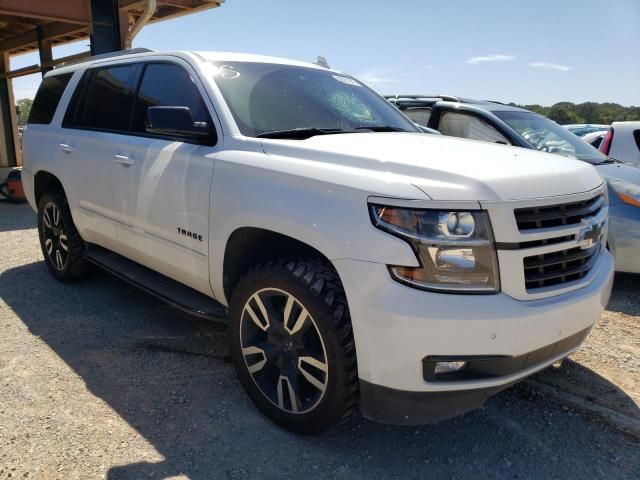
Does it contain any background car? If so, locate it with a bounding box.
[582,130,608,149]
[564,124,610,137]
[599,121,640,165]
[387,95,640,274]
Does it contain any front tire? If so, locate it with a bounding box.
[37,191,91,281]
[229,259,358,434]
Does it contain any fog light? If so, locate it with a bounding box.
[434,361,467,375]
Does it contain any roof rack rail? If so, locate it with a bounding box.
[384,94,462,102]
[54,48,154,69]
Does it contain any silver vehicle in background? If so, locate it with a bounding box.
[388,96,640,274]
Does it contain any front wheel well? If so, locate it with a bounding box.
[223,227,338,301]
[34,171,65,205]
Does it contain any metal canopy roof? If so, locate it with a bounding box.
[0,1,223,57]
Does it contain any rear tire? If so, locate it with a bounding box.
[229,258,358,434]
[37,191,91,282]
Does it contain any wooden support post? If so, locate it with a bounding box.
[0,53,20,167]
[37,26,53,76]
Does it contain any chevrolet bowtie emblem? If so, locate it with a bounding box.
[577,220,603,249]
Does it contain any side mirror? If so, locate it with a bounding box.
[146,106,212,140]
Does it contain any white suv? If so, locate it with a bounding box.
[21,50,614,433]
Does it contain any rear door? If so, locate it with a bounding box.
[110,60,219,295]
[58,63,139,250]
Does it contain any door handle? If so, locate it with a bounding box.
[59,143,74,153]
[113,154,135,166]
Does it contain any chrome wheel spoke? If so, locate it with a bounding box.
[284,297,308,335]
[298,356,328,392]
[45,238,53,255]
[55,249,64,270]
[52,205,60,226]
[43,209,52,229]
[246,293,270,332]
[276,375,299,413]
[242,346,267,374]
[58,234,69,252]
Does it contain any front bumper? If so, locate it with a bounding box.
[332,250,614,424]
[609,202,640,273]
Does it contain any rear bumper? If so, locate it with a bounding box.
[20,168,36,212]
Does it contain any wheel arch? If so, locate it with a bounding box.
[34,170,66,205]
[222,227,341,302]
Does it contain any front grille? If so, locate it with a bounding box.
[524,244,600,290]
[515,194,604,231]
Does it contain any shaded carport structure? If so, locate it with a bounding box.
[0,0,223,168]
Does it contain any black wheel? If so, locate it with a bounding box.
[229,259,358,434]
[37,191,91,281]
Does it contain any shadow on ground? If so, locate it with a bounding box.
[1,261,639,480]
[0,202,36,232]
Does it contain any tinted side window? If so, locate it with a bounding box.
[132,63,208,133]
[438,111,511,144]
[63,70,92,127]
[83,65,137,132]
[403,107,431,127]
[633,130,640,152]
[28,73,73,124]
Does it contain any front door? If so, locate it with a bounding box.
[111,61,219,295]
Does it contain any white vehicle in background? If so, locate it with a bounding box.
[600,121,640,165]
[582,130,608,149]
[21,49,614,433]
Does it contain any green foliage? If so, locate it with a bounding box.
[510,101,640,124]
[16,98,33,125]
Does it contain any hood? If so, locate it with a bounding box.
[261,132,604,201]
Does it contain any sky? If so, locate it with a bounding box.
[10,0,640,106]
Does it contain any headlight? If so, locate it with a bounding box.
[609,180,640,207]
[370,205,500,293]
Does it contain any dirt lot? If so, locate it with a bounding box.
[1,202,639,480]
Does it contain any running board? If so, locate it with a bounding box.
[84,245,227,322]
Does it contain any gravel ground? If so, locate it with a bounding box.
[1,202,639,480]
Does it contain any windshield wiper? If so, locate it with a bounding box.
[602,157,624,164]
[256,127,350,140]
[354,125,407,132]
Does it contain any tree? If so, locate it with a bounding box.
[547,104,583,124]
[16,98,32,125]
[513,101,640,124]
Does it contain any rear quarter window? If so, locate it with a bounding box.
[28,73,73,124]
[633,130,640,151]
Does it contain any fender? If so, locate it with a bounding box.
[208,141,424,304]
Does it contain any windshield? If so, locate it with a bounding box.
[494,111,606,164]
[211,62,416,137]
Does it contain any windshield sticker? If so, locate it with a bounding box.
[216,65,240,79]
[333,75,360,86]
